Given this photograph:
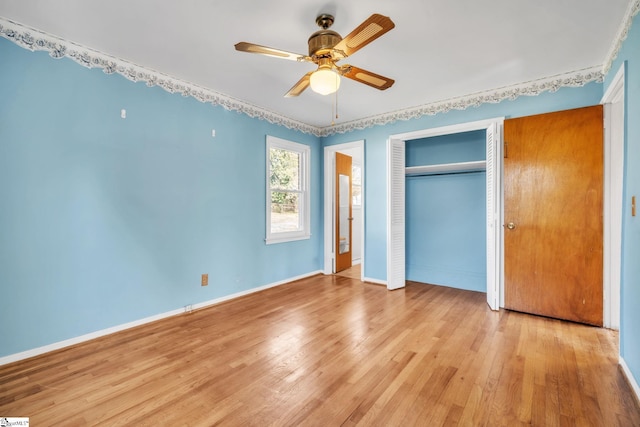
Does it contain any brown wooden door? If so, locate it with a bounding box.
[504,105,603,326]
[335,152,353,273]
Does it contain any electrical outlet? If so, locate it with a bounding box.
[201,274,208,286]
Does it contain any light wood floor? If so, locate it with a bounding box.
[335,263,362,280]
[1,275,639,426]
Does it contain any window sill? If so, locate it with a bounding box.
[265,233,311,245]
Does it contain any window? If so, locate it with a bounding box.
[266,136,310,244]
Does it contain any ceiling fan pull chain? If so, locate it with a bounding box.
[331,99,335,126]
[331,77,339,126]
[335,77,339,121]
[331,87,335,125]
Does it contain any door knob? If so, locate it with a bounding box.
[507,222,516,230]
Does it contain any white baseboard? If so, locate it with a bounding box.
[364,276,387,286]
[0,270,322,366]
[191,270,322,311]
[620,356,640,403]
[0,308,184,366]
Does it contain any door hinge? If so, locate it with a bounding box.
[504,140,508,158]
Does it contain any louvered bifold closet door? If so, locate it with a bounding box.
[485,122,500,310]
[387,138,406,290]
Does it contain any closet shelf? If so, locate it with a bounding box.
[405,160,486,176]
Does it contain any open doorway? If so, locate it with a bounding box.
[324,141,365,279]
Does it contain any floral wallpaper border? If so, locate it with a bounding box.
[0,17,320,136]
[2,4,637,137]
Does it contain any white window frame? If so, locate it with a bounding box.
[266,135,311,245]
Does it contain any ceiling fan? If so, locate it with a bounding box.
[235,13,395,97]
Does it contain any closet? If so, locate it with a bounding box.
[405,130,487,292]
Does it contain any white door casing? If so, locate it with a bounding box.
[601,63,625,330]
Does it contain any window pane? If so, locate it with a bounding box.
[271,192,300,233]
[270,148,300,190]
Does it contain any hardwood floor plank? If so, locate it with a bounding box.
[1,275,639,426]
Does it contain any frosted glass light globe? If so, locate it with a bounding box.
[310,68,341,95]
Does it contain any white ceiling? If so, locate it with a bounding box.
[0,1,631,129]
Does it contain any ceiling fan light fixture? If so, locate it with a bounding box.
[310,67,341,95]
[235,13,395,98]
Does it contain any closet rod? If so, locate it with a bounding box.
[405,160,486,177]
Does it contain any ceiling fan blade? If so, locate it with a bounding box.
[284,72,313,97]
[235,42,307,61]
[340,65,394,90]
[333,14,395,58]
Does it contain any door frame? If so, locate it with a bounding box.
[323,140,365,278]
[601,63,625,330]
[387,117,504,304]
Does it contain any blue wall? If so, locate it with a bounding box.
[406,131,486,167]
[406,131,486,291]
[0,38,323,357]
[604,10,640,390]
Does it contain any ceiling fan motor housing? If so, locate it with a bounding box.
[308,30,342,57]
